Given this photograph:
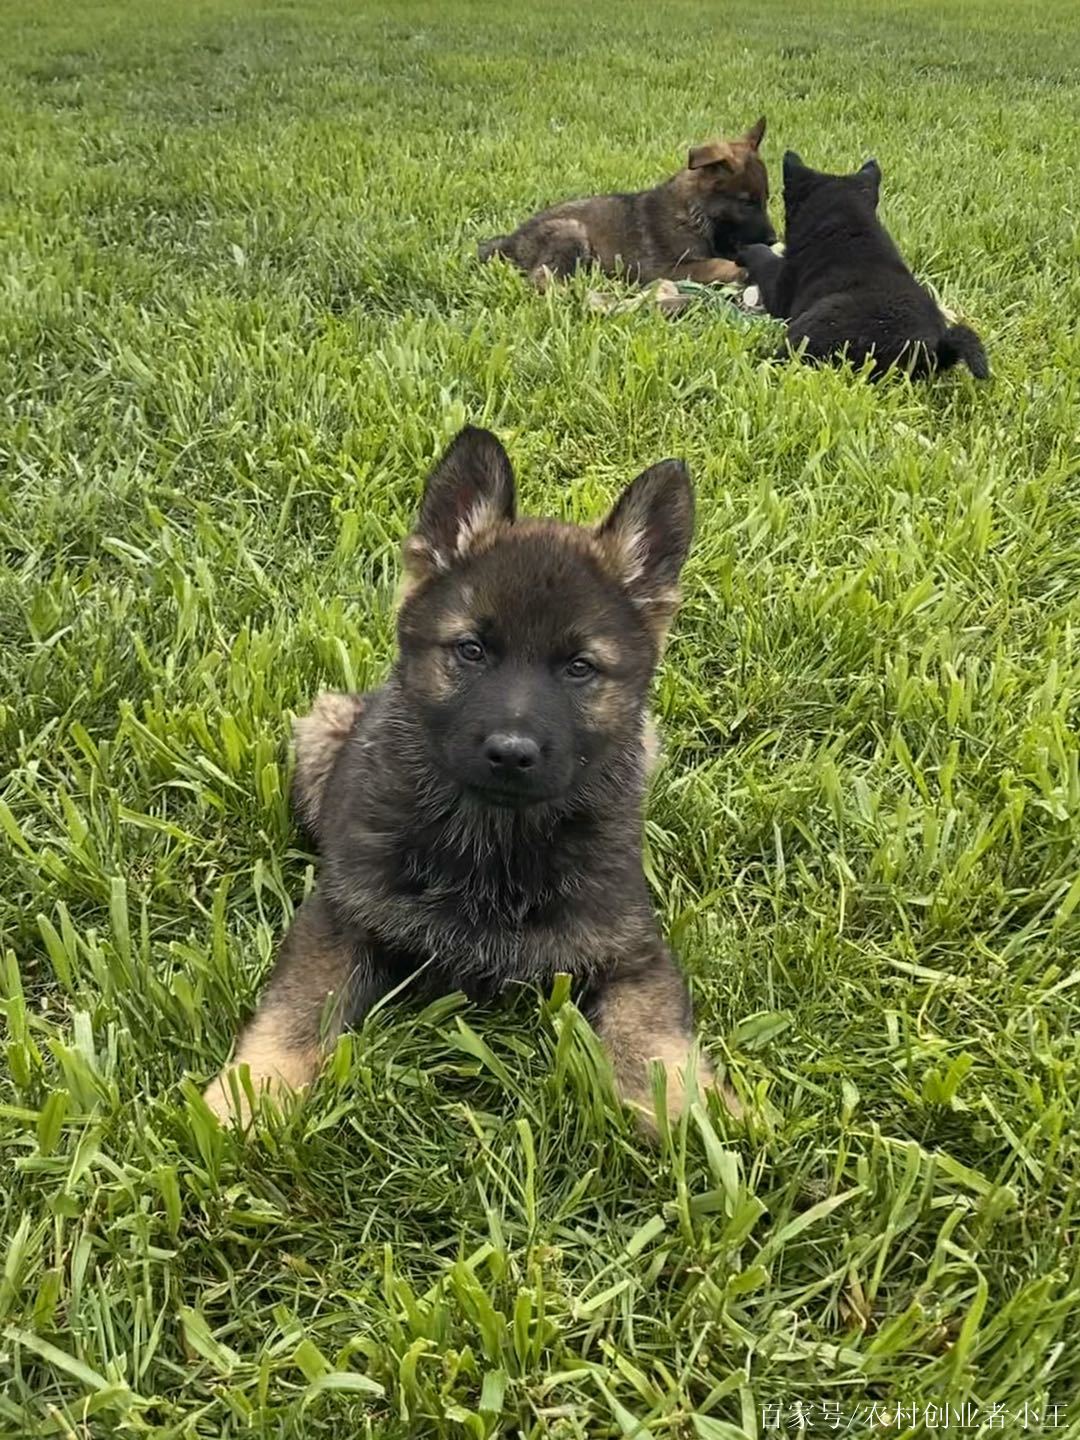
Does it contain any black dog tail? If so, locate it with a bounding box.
[937,324,989,379]
[478,234,512,263]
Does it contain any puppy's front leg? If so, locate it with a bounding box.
[588,947,741,1133]
[203,889,382,1126]
[668,257,745,286]
[739,243,786,315]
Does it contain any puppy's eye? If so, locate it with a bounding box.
[564,656,596,682]
[455,637,485,664]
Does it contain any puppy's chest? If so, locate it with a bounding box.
[388,824,578,929]
[357,816,612,985]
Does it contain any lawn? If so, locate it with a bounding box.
[2,0,1079,1434]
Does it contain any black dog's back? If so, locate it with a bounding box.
[743,153,988,380]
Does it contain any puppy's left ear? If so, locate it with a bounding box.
[745,116,766,150]
[596,461,694,641]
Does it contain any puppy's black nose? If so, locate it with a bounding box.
[484,732,540,772]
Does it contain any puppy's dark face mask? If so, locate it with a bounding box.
[397,429,694,809]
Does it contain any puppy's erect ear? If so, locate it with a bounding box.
[596,460,694,642]
[782,149,815,204]
[745,116,767,150]
[403,427,516,589]
[857,157,882,204]
[688,141,736,171]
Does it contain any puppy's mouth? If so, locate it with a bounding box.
[463,777,565,810]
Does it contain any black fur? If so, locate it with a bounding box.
[741,152,988,380]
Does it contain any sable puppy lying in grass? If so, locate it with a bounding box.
[740,151,989,379]
[480,118,775,289]
[204,427,739,1131]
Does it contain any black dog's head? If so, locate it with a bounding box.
[683,116,777,255]
[396,427,693,810]
[781,150,882,229]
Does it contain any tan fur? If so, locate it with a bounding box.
[642,716,662,778]
[585,681,635,730]
[592,525,683,646]
[635,586,684,645]
[203,896,354,1126]
[415,647,455,700]
[403,515,513,595]
[455,497,511,557]
[587,636,622,670]
[202,1008,323,1125]
[432,609,483,645]
[291,692,365,839]
[687,140,737,170]
[594,961,742,1131]
[401,535,441,597]
[670,257,744,285]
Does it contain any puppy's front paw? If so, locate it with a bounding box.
[698,258,744,285]
[713,1071,744,1120]
[201,1053,313,1130]
[736,242,771,269]
[202,1067,257,1128]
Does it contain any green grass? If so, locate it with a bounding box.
[2,0,1079,1434]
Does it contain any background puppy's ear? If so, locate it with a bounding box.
[596,461,694,641]
[745,115,767,150]
[688,141,735,171]
[858,157,882,203]
[404,427,516,588]
[782,150,815,202]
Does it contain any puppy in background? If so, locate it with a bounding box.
[740,151,988,379]
[480,118,774,289]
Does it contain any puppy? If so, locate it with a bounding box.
[480,118,775,289]
[203,427,739,1132]
[740,151,988,378]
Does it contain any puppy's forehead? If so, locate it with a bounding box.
[471,522,612,598]
[693,139,735,166]
[448,523,635,640]
[698,137,757,166]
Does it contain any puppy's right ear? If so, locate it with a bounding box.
[745,116,767,150]
[403,427,516,589]
[782,150,806,179]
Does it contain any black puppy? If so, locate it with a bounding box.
[741,152,988,379]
